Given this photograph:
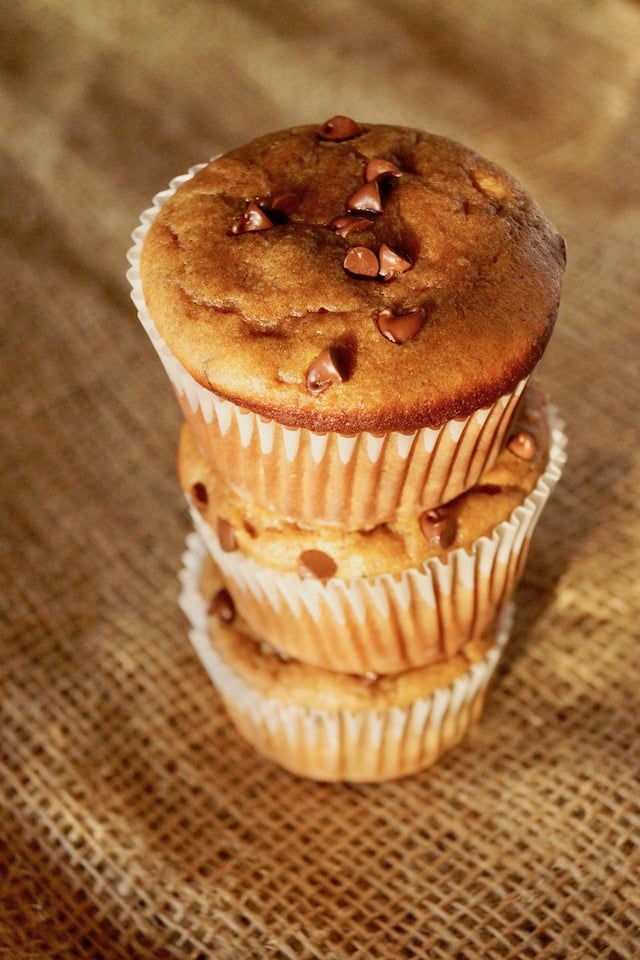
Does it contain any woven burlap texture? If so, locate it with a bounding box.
[1,1,639,957]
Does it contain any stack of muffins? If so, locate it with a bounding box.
[128,117,566,782]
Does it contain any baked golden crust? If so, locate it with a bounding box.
[140,122,565,432]
[178,381,550,579]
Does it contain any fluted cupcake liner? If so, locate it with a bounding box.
[179,532,514,782]
[127,164,528,528]
[186,406,566,674]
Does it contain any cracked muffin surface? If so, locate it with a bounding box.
[140,121,565,432]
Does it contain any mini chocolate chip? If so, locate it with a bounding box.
[318,115,362,141]
[329,215,372,238]
[217,517,238,552]
[346,181,383,214]
[298,549,338,580]
[253,192,300,225]
[269,192,300,214]
[378,244,412,281]
[507,431,536,461]
[306,347,345,395]
[419,510,457,549]
[243,518,258,538]
[230,201,274,234]
[191,482,208,512]
[365,158,402,182]
[475,484,503,495]
[343,246,379,278]
[376,306,426,344]
[208,588,235,624]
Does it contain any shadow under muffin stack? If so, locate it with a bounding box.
[128,117,566,782]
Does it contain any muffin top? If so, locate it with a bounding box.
[180,382,552,580]
[141,118,565,432]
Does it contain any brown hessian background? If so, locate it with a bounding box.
[1,2,639,958]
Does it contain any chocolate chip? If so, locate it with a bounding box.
[377,244,412,281]
[376,306,426,344]
[419,510,457,549]
[230,201,274,234]
[318,115,362,141]
[346,181,383,214]
[507,431,536,461]
[329,215,372,238]
[243,518,258,538]
[475,484,503,495]
[269,192,300,214]
[306,347,346,395]
[343,246,379,278]
[208,588,235,624]
[298,549,338,580]
[365,158,402,182]
[191,482,208,512]
[255,192,300,224]
[217,517,238,552]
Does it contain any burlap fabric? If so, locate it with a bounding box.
[2,2,639,957]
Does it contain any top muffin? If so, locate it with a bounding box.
[140,118,565,433]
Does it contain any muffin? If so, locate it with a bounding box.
[128,118,566,528]
[179,531,514,782]
[178,383,566,674]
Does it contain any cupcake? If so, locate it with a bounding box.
[178,382,566,674]
[128,118,565,529]
[179,532,514,782]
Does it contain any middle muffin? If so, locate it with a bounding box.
[178,383,566,675]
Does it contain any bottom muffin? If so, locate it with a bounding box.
[179,532,514,783]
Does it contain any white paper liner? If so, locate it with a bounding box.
[186,406,566,673]
[179,531,514,782]
[127,164,528,526]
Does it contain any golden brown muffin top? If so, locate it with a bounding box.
[180,382,551,579]
[142,118,565,432]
